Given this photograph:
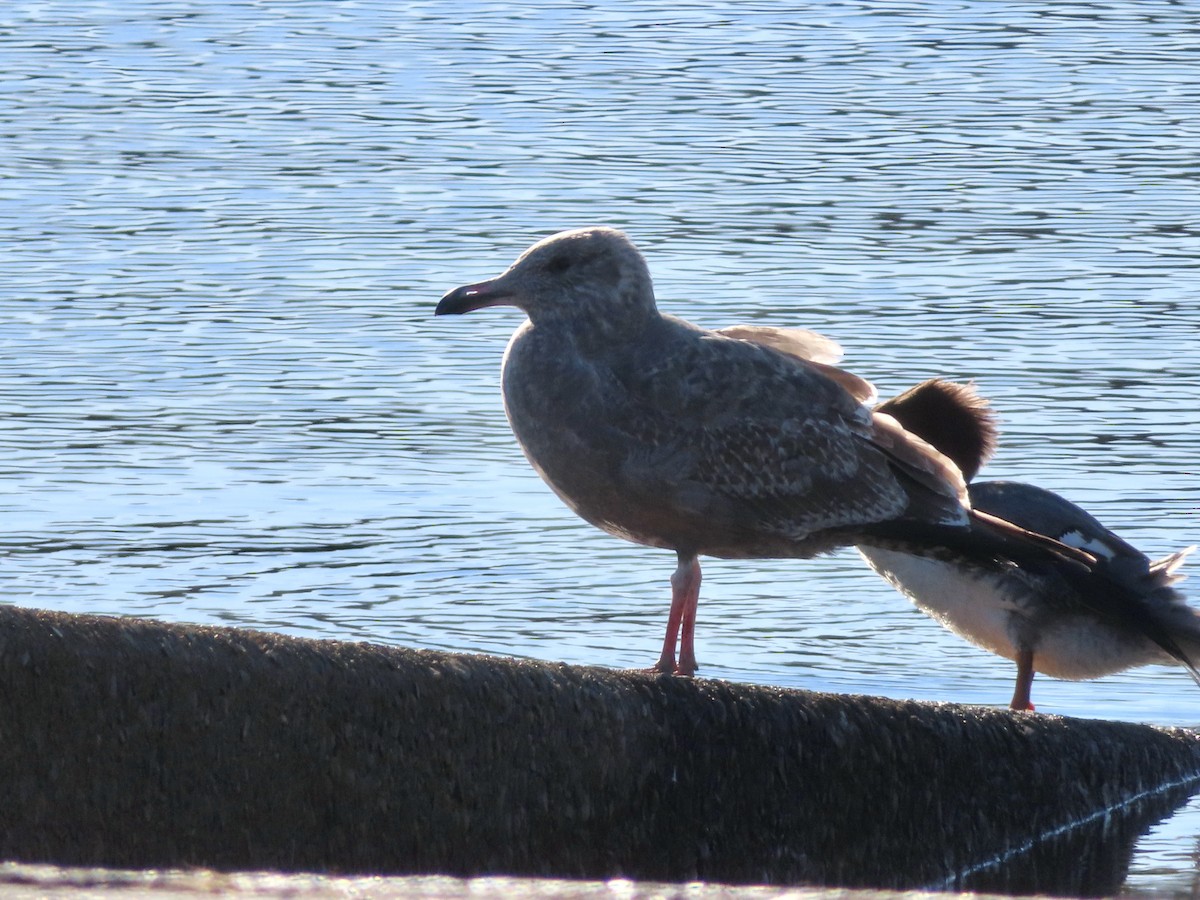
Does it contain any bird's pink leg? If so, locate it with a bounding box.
[1010,648,1036,711]
[676,557,701,676]
[650,553,702,676]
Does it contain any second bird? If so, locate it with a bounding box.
[864,378,1200,710]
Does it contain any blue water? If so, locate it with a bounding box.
[2,0,1199,892]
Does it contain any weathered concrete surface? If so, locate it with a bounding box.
[0,605,1197,894]
[0,862,1007,900]
[0,862,1048,900]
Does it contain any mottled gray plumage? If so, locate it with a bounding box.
[436,227,980,674]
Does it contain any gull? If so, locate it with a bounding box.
[436,227,1083,677]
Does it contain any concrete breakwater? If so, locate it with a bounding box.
[0,605,1197,894]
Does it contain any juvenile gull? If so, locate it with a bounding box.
[865,379,1200,709]
[435,227,1084,676]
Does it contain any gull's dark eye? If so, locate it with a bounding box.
[545,254,572,275]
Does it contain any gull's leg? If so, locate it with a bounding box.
[1010,648,1036,711]
[651,552,701,675]
[676,556,702,676]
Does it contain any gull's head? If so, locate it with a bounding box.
[436,227,658,328]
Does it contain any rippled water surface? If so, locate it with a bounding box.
[3,0,1200,892]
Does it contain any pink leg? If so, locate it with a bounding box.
[676,557,701,676]
[651,584,685,674]
[650,553,702,676]
[1010,648,1036,711]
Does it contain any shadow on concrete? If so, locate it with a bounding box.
[0,605,1197,895]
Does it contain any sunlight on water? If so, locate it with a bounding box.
[2,0,1199,892]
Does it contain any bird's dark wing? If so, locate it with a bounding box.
[601,321,969,541]
[718,323,969,516]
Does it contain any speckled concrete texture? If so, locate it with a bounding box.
[0,605,1196,893]
[0,862,997,899]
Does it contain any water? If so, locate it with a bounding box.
[2,0,1199,892]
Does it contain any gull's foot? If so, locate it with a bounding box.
[642,656,696,677]
[639,665,696,677]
